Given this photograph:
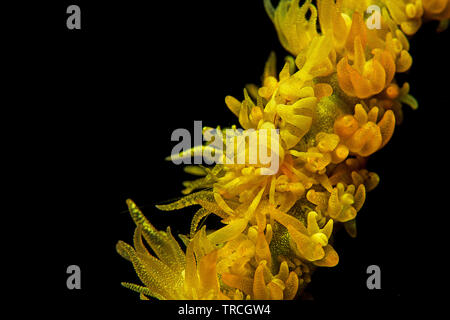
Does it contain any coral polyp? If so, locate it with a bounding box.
[117,0,448,300]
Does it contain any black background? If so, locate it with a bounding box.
[17,0,448,312]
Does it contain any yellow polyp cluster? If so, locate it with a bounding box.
[423,0,450,21]
[264,0,319,56]
[117,0,447,300]
[333,103,395,157]
[385,0,424,35]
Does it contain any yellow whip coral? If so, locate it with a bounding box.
[117,0,448,300]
